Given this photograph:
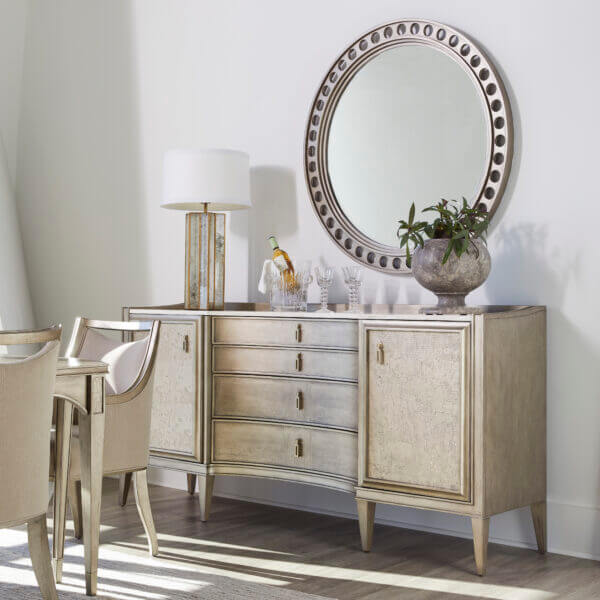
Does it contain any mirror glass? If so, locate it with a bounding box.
[327,44,489,248]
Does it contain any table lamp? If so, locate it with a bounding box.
[162,149,250,310]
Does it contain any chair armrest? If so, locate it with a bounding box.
[104,321,160,406]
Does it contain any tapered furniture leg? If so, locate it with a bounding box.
[52,399,73,582]
[133,469,158,556]
[79,409,105,596]
[187,473,197,495]
[198,475,215,522]
[531,501,547,554]
[28,515,59,600]
[68,479,83,539]
[472,516,490,576]
[119,472,132,506]
[357,499,376,552]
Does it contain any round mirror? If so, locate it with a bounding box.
[328,45,488,248]
[305,20,513,273]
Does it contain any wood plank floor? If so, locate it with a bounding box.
[92,479,600,599]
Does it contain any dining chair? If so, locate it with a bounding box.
[52,317,160,566]
[0,326,61,600]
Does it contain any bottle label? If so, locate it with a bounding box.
[273,255,288,272]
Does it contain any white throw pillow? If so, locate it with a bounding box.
[79,329,148,395]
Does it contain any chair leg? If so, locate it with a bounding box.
[52,398,73,583]
[187,473,197,495]
[119,472,133,506]
[27,514,58,600]
[67,479,83,540]
[133,469,158,556]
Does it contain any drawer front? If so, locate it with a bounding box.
[212,420,357,479]
[361,321,471,502]
[213,375,357,430]
[213,346,357,381]
[212,317,357,350]
[134,318,200,460]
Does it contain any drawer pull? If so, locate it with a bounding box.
[183,334,190,353]
[294,439,303,458]
[295,390,303,410]
[376,342,384,365]
[295,352,303,372]
[295,323,303,343]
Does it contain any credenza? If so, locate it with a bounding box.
[123,303,546,575]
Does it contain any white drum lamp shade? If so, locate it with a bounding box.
[162,149,250,310]
[162,149,250,212]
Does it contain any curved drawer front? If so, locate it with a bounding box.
[213,346,358,381]
[213,375,358,430]
[212,317,357,350]
[212,420,358,480]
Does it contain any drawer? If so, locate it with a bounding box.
[213,375,358,430]
[212,420,357,479]
[213,346,358,381]
[212,317,357,350]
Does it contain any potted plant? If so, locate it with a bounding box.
[397,198,491,309]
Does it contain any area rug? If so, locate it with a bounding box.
[0,526,331,600]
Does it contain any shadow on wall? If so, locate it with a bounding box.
[16,1,149,346]
[243,166,298,301]
[486,222,600,549]
[485,222,573,306]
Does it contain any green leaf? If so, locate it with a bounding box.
[452,229,468,240]
[441,240,454,264]
[408,203,415,226]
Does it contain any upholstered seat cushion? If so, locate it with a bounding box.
[78,328,148,395]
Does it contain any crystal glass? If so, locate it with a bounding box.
[295,264,313,312]
[342,266,362,312]
[315,266,334,313]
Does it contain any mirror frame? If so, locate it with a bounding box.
[304,19,513,274]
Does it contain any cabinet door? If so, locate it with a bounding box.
[360,321,471,501]
[135,318,201,461]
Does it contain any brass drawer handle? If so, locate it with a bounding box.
[295,391,303,410]
[183,334,190,353]
[295,323,302,343]
[376,342,384,365]
[295,352,303,372]
[294,439,303,458]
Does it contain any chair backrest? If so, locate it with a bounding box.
[0,326,61,528]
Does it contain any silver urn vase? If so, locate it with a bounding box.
[411,238,491,310]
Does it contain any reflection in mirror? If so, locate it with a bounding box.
[327,44,489,248]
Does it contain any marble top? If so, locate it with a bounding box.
[127,303,542,320]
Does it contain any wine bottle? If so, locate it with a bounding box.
[267,235,295,287]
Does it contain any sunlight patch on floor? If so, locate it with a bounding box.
[120,535,557,600]
[156,533,297,556]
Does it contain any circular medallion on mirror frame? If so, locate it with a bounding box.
[304,19,513,274]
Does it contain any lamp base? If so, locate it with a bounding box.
[185,212,225,310]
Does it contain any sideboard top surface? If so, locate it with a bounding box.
[126,303,544,321]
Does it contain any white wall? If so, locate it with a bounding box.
[15,0,600,560]
[0,0,29,184]
[0,0,34,333]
